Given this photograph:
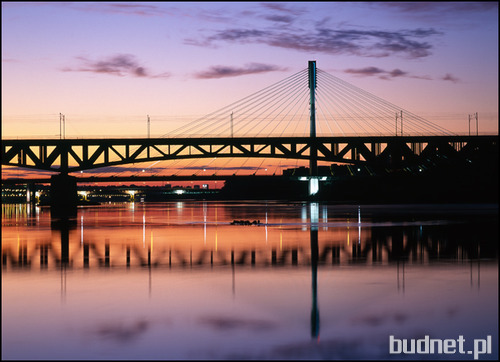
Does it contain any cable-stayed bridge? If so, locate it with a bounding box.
[164,64,452,138]
[1,61,498,206]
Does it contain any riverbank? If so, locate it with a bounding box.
[2,162,497,205]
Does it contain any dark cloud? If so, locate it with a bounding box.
[198,316,276,331]
[372,2,498,27]
[345,67,385,76]
[259,3,305,26]
[189,27,441,59]
[104,3,167,16]
[194,63,286,79]
[70,2,170,17]
[72,54,146,76]
[388,69,407,78]
[370,29,436,58]
[345,67,407,79]
[265,15,295,24]
[351,311,409,327]
[344,66,432,81]
[5,2,173,17]
[378,2,498,14]
[260,2,305,15]
[62,54,170,79]
[187,29,270,47]
[442,73,460,83]
[95,319,150,342]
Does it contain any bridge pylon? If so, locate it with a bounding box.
[308,60,319,196]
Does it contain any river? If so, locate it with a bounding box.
[1,201,498,360]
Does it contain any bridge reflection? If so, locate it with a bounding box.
[2,202,496,342]
[2,204,494,270]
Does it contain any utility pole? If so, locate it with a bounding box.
[59,113,65,139]
[475,112,478,135]
[468,112,478,135]
[395,112,398,136]
[147,115,150,138]
[400,110,403,136]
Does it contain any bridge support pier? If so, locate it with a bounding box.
[50,174,78,219]
[26,182,37,205]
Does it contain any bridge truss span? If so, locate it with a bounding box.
[1,135,497,174]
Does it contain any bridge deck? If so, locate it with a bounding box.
[2,135,497,174]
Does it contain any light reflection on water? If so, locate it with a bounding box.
[1,202,498,360]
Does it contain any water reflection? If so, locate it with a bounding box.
[310,203,320,340]
[2,202,498,360]
[3,203,495,270]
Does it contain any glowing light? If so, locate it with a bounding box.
[309,178,319,196]
[81,215,84,245]
[78,191,89,200]
[310,203,319,224]
[143,213,146,248]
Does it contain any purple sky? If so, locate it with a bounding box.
[2,1,498,139]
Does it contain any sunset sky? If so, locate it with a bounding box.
[1,1,498,182]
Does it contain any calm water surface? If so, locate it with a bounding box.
[2,201,498,360]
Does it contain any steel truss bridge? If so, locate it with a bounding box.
[1,135,497,175]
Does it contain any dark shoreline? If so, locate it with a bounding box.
[2,162,498,205]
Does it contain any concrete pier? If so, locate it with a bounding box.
[50,174,78,219]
